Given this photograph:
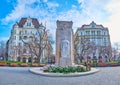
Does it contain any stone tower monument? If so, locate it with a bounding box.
[56,20,74,66]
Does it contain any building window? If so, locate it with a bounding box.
[97,31,101,35]
[18,43,21,46]
[27,23,31,26]
[13,42,16,46]
[36,32,38,35]
[19,36,22,40]
[29,36,33,41]
[91,31,95,35]
[81,32,82,36]
[23,36,27,40]
[97,38,101,46]
[14,36,16,40]
[19,31,22,35]
[25,30,27,34]
[104,38,106,42]
[86,31,90,35]
[104,32,106,35]
[31,31,33,34]
[92,25,95,28]
[14,30,16,34]
[23,49,26,53]
[18,49,21,55]
[92,37,95,42]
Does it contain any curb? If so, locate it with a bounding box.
[29,67,99,77]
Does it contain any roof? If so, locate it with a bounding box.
[80,21,105,29]
[18,17,40,28]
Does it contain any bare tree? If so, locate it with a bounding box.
[97,45,112,62]
[0,41,6,60]
[74,37,93,63]
[21,24,53,63]
[111,47,118,61]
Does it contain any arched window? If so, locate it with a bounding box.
[23,49,26,53]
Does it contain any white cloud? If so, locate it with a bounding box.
[77,0,84,3]
[2,0,41,23]
[2,0,120,44]
[103,0,120,43]
[43,0,48,3]
[47,2,59,8]
[57,0,109,28]
[0,37,9,41]
[2,0,59,24]
[1,0,58,43]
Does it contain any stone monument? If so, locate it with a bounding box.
[56,20,74,66]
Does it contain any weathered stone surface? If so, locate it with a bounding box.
[56,20,74,66]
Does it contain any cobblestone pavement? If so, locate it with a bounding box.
[0,67,120,85]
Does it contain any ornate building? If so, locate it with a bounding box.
[7,17,53,63]
[74,21,112,62]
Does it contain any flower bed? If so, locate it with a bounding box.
[39,64,46,67]
[20,63,29,67]
[10,63,18,67]
[98,62,107,67]
[0,62,6,66]
[31,63,39,67]
[0,61,6,66]
[107,62,118,67]
[110,63,118,66]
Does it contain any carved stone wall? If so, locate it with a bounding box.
[56,20,74,66]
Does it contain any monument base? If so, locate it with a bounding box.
[59,57,72,67]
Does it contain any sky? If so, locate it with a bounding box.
[0,0,120,45]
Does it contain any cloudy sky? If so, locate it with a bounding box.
[0,0,120,45]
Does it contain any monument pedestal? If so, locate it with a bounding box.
[56,20,74,66]
[60,57,72,66]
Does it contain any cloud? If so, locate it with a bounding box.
[0,37,9,41]
[2,0,59,24]
[2,0,40,23]
[43,0,47,3]
[103,0,120,43]
[57,0,109,28]
[1,0,59,45]
[2,0,120,44]
[47,2,59,8]
[77,0,84,3]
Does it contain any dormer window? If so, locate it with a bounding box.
[27,23,31,26]
[92,24,95,28]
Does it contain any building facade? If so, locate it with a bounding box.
[74,21,112,63]
[7,17,53,63]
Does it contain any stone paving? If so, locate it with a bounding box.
[0,67,120,85]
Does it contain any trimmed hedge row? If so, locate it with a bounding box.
[0,61,46,67]
[88,61,120,67]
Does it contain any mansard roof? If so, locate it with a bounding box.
[81,21,105,29]
[18,17,40,28]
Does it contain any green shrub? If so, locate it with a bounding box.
[106,61,118,65]
[6,61,23,65]
[118,60,120,64]
[46,66,91,74]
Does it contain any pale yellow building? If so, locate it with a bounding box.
[8,17,53,63]
[74,21,112,62]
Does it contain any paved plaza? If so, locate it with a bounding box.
[0,67,120,85]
